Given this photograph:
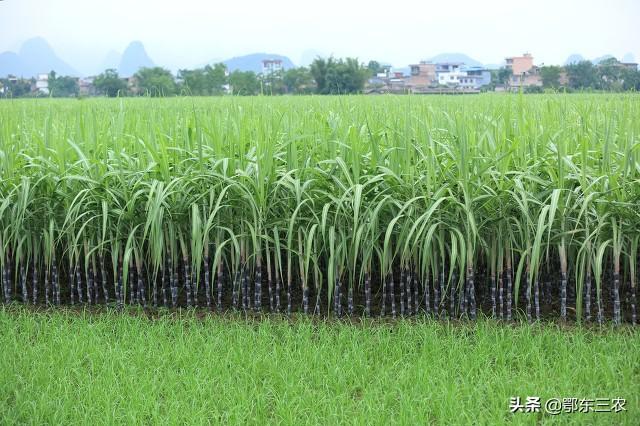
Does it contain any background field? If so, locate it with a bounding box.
[0,307,638,425]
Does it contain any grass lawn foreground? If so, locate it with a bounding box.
[0,307,638,425]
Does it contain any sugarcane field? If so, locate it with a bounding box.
[1,95,639,323]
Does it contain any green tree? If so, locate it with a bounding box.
[94,69,128,97]
[229,70,260,95]
[282,67,314,94]
[367,60,385,76]
[0,77,33,97]
[310,57,368,94]
[565,61,597,90]
[540,65,562,89]
[203,63,228,95]
[48,71,79,97]
[496,67,512,85]
[134,67,176,96]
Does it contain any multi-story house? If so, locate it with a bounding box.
[262,59,283,76]
[505,53,542,90]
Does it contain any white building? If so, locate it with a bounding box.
[436,63,491,89]
[262,59,283,76]
[36,73,49,94]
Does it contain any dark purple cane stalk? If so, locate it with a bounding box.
[20,263,27,304]
[100,257,108,304]
[334,278,341,317]
[490,272,496,318]
[585,271,592,322]
[631,283,637,325]
[68,267,75,305]
[117,255,124,309]
[433,270,441,318]
[613,271,621,325]
[204,255,211,309]
[128,263,135,305]
[136,265,146,308]
[449,273,455,319]
[534,279,540,321]
[161,256,168,307]
[52,257,60,305]
[169,256,177,308]
[267,260,274,312]
[44,268,50,305]
[506,266,513,322]
[183,256,192,308]
[439,270,445,319]
[76,264,84,304]
[254,258,261,312]
[216,262,223,311]
[390,273,396,319]
[231,267,239,309]
[525,273,532,323]
[381,275,387,316]
[32,257,38,305]
[400,269,405,316]
[498,270,504,320]
[406,269,412,316]
[347,285,353,316]
[365,270,371,317]
[286,275,292,316]
[91,262,98,305]
[242,263,249,311]
[560,271,568,321]
[414,271,420,314]
[468,267,476,320]
[87,263,94,305]
[424,275,430,316]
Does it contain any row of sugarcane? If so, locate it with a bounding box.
[1,242,637,324]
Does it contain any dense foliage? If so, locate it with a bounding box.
[0,94,638,323]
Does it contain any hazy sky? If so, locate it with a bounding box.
[1,0,639,72]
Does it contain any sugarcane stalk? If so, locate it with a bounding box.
[75,262,84,304]
[424,274,430,316]
[364,270,371,317]
[400,268,405,316]
[255,255,261,312]
[390,272,396,319]
[585,269,592,321]
[347,285,353,316]
[32,256,38,305]
[414,270,420,314]
[468,266,476,320]
[216,260,223,311]
[490,271,496,318]
[613,267,621,326]
[20,262,27,304]
[204,249,211,309]
[534,279,540,321]
[381,273,387,316]
[183,255,192,308]
[498,269,504,320]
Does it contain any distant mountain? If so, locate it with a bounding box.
[223,53,295,73]
[428,53,483,67]
[118,41,155,77]
[484,63,502,70]
[0,37,78,77]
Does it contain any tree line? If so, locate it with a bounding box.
[490,58,640,92]
[2,57,639,98]
[0,57,371,98]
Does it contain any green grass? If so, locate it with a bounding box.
[0,307,638,425]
